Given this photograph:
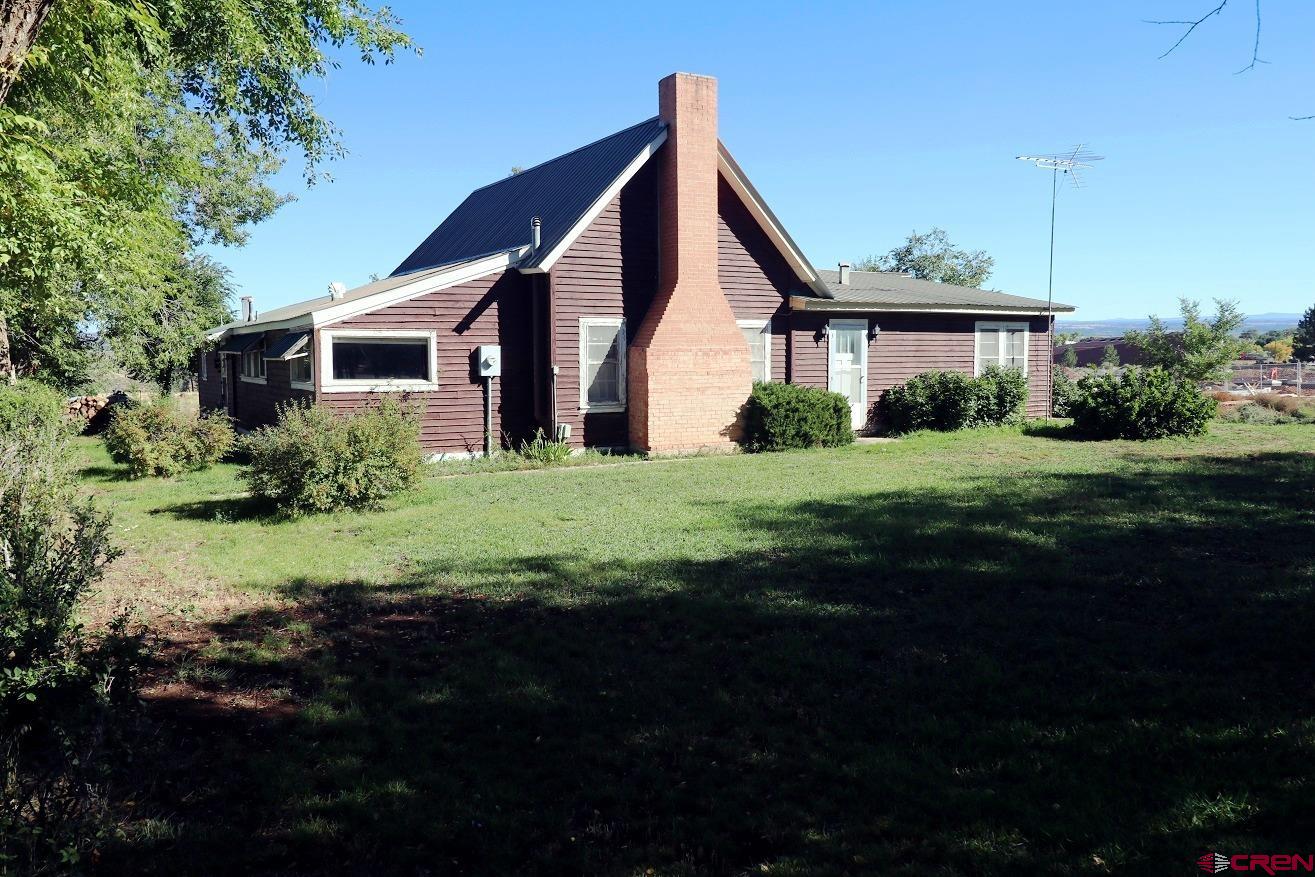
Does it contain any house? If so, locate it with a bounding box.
[201,72,1076,456]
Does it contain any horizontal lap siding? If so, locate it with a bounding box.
[717,177,793,381]
[320,270,528,454]
[222,329,314,428]
[551,162,659,448]
[791,312,1053,421]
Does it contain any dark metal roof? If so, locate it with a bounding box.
[263,331,309,360]
[814,269,1076,312]
[218,333,262,354]
[391,117,666,277]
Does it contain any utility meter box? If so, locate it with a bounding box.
[475,345,501,377]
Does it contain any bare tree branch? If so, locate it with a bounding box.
[1233,0,1267,73]
[1145,1,1230,59]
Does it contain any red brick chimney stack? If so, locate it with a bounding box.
[628,72,751,453]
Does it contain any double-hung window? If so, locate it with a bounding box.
[240,345,266,382]
[975,322,1028,375]
[319,329,439,392]
[579,317,625,410]
[289,351,313,389]
[738,320,771,383]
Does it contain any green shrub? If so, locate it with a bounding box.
[103,398,235,477]
[879,367,1028,434]
[1052,367,1078,417]
[1068,367,1216,439]
[517,429,572,465]
[1,421,145,871]
[241,397,424,515]
[0,378,66,435]
[974,364,1029,426]
[742,381,854,451]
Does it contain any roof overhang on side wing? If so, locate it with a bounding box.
[217,333,262,355]
[789,295,1077,316]
[206,249,522,341]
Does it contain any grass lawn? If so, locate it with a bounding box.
[78,423,1315,875]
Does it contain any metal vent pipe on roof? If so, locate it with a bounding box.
[531,216,542,252]
[838,262,851,285]
[328,281,347,301]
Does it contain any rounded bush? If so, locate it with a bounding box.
[240,398,423,515]
[1068,367,1215,439]
[743,382,854,452]
[104,398,235,477]
[0,379,66,435]
[879,366,1028,434]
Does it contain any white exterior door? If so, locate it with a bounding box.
[828,320,868,429]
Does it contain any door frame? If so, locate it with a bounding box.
[827,319,869,430]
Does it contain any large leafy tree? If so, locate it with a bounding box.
[856,227,994,288]
[0,0,415,386]
[1126,297,1247,383]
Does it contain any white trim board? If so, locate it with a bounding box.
[319,328,441,393]
[790,296,1064,316]
[578,317,627,412]
[526,129,668,273]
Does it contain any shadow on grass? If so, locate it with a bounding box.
[105,452,1315,875]
[151,494,275,523]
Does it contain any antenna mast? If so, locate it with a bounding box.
[1016,145,1103,419]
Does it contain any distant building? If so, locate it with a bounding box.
[1053,336,1146,368]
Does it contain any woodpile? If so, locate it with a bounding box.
[66,394,109,421]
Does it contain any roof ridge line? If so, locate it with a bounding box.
[463,116,662,197]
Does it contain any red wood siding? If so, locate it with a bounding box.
[549,161,659,448]
[716,176,796,381]
[207,328,313,429]
[318,270,529,455]
[791,312,1053,423]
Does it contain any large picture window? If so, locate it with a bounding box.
[579,317,625,410]
[975,322,1028,375]
[738,320,771,383]
[319,330,439,392]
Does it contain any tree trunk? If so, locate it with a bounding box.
[0,311,14,384]
[0,0,54,107]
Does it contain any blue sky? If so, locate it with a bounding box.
[209,0,1315,321]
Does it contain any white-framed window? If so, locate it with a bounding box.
[200,350,208,381]
[579,317,626,411]
[289,351,313,390]
[240,344,266,383]
[319,328,439,393]
[737,319,771,383]
[975,321,1028,375]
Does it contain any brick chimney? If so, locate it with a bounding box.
[628,73,751,453]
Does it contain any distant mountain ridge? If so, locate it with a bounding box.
[1057,313,1301,338]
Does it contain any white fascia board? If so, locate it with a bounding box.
[312,251,519,328]
[530,129,668,273]
[718,156,828,297]
[789,295,1070,316]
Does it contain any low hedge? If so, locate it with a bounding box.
[879,366,1028,434]
[742,382,854,451]
[104,399,235,477]
[241,397,423,515]
[1067,367,1215,439]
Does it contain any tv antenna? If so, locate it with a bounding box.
[1016,144,1103,418]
